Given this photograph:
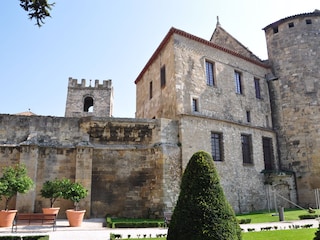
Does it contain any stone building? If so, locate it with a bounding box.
[0,11,319,217]
[135,22,294,213]
[264,10,320,207]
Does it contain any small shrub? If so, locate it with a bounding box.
[299,214,317,219]
[237,218,251,224]
[0,237,21,240]
[23,236,49,240]
[110,233,122,240]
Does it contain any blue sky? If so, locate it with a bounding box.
[1,0,319,118]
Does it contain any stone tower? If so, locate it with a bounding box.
[65,77,114,118]
[264,10,320,207]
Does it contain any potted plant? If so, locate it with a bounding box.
[40,178,67,215]
[62,179,88,227]
[0,164,34,227]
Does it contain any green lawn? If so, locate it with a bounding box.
[113,209,320,240]
[236,208,319,223]
[120,229,317,240]
[242,228,317,240]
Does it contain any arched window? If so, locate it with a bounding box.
[83,96,94,112]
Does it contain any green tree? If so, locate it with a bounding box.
[0,164,34,210]
[62,179,88,211]
[19,0,55,27]
[40,178,68,208]
[167,151,242,240]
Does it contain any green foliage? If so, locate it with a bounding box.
[236,208,317,223]
[106,217,163,228]
[40,178,68,207]
[19,0,55,27]
[299,214,317,219]
[0,164,34,210]
[62,179,88,211]
[167,151,241,240]
[314,224,320,240]
[22,236,49,240]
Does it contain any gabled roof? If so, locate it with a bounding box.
[210,24,263,62]
[135,27,269,84]
[15,111,37,116]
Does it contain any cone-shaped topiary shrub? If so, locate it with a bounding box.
[314,225,320,240]
[167,150,242,240]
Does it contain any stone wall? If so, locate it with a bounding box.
[179,115,296,213]
[173,33,272,128]
[265,11,320,207]
[135,36,178,120]
[0,114,181,218]
[65,77,114,118]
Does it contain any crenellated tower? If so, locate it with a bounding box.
[65,77,113,118]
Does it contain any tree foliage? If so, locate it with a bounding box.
[0,164,34,210]
[62,179,88,211]
[40,178,68,208]
[167,151,242,240]
[19,0,55,27]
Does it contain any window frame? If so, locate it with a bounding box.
[149,81,153,99]
[241,134,253,164]
[192,98,199,112]
[254,78,261,99]
[234,71,243,94]
[211,132,223,161]
[205,60,215,87]
[246,111,251,123]
[160,65,166,88]
[262,137,274,170]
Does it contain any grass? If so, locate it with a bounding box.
[120,229,317,240]
[242,228,317,240]
[236,208,319,223]
[111,209,320,239]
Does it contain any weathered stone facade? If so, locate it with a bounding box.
[135,26,295,212]
[0,115,180,218]
[264,10,320,206]
[65,77,114,118]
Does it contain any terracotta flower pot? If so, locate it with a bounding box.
[42,207,60,215]
[66,209,86,227]
[0,210,18,227]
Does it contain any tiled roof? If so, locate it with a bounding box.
[15,111,37,116]
[134,27,269,84]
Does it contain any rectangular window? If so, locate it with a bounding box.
[160,65,166,88]
[149,81,153,99]
[205,60,215,86]
[192,98,199,112]
[211,132,223,161]
[273,27,278,34]
[262,137,274,170]
[254,78,261,99]
[235,71,242,94]
[241,134,253,164]
[246,111,251,123]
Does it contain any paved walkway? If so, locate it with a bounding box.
[0,218,319,240]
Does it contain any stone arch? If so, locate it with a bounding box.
[83,96,94,112]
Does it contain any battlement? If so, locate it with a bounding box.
[68,77,112,89]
